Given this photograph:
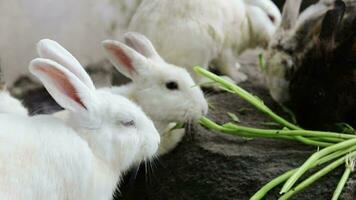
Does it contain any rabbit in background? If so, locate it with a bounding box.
[0,54,160,199]
[0,63,28,116]
[37,33,208,155]
[289,0,356,129]
[128,0,281,85]
[264,0,336,103]
[264,0,356,129]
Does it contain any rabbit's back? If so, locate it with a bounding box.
[129,0,246,68]
[0,114,95,200]
[0,92,28,116]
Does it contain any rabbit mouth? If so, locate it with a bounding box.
[182,109,201,124]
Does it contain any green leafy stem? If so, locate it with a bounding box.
[193,66,355,200]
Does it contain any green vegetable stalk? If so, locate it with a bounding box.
[194,67,352,147]
[281,139,356,193]
[332,156,355,200]
[193,66,355,200]
[251,146,356,200]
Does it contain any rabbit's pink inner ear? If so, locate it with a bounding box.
[37,65,87,109]
[106,44,136,75]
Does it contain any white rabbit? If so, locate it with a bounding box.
[128,0,281,84]
[0,57,160,200]
[0,89,28,116]
[0,66,28,116]
[37,34,208,155]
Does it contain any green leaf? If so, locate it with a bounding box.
[237,107,254,115]
[170,123,185,131]
[208,102,216,111]
[227,112,241,123]
[242,137,255,141]
[259,54,267,71]
[259,122,282,128]
[280,104,297,124]
[335,123,355,135]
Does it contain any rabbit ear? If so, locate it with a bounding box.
[102,40,148,80]
[352,37,356,58]
[0,59,6,91]
[319,0,345,44]
[29,58,94,113]
[280,0,302,30]
[352,18,356,57]
[291,2,332,51]
[37,39,95,90]
[124,32,162,61]
[332,7,356,62]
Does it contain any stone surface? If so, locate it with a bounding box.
[16,52,356,200]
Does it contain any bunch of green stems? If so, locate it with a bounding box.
[194,67,356,200]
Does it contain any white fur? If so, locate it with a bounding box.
[0,91,28,116]
[38,35,208,155]
[0,65,28,116]
[128,0,281,84]
[0,56,160,199]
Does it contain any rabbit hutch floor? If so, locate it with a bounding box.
[12,50,356,200]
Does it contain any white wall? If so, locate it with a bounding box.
[0,0,142,84]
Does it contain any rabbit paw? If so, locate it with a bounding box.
[224,63,248,83]
[158,128,185,156]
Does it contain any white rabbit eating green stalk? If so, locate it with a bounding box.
[38,33,208,155]
[128,0,282,85]
[0,55,160,199]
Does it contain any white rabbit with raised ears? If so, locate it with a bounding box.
[0,65,28,116]
[127,0,281,84]
[37,33,208,155]
[0,57,160,200]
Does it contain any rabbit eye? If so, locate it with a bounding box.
[268,14,275,24]
[165,81,179,90]
[120,120,136,127]
[282,60,289,67]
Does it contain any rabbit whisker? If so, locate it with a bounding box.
[130,163,141,182]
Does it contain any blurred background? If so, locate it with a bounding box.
[0,0,317,85]
[0,0,142,84]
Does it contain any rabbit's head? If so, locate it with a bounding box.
[102,32,208,124]
[33,39,160,171]
[264,0,333,103]
[289,0,356,129]
[244,0,282,47]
